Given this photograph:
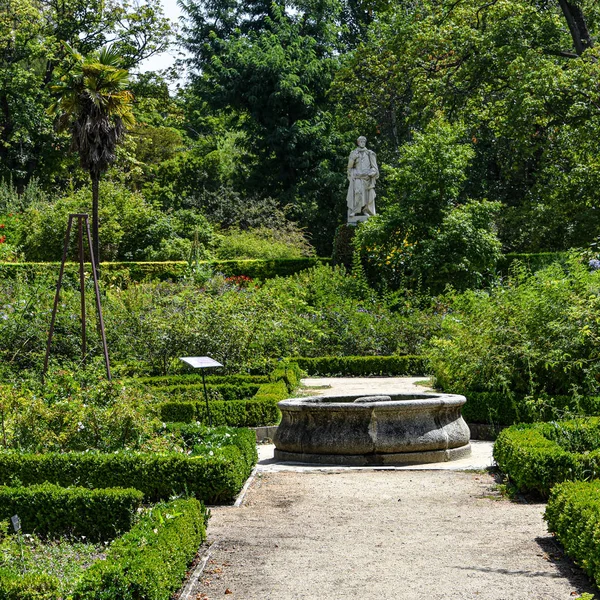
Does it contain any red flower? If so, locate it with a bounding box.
[0,235,6,244]
[0,224,4,228]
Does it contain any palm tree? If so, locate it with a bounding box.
[49,44,135,268]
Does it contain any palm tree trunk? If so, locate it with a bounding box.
[91,174,100,277]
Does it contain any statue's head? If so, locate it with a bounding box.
[357,136,367,148]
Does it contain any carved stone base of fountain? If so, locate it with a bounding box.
[273,393,471,466]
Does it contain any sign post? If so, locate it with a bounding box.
[179,357,224,427]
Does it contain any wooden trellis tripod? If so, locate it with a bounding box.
[42,214,111,381]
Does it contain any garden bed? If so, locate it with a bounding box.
[0,497,207,600]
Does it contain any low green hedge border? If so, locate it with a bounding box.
[291,355,426,376]
[0,258,330,284]
[545,480,600,589]
[131,374,269,387]
[159,398,279,426]
[460,392,600,426]
[76,497,207,600]
[493,418,600,497]
[0,569,59,600]
[157,367,299,427]
[0,429,257,504]
[271,363,303,392]
[0,498,208,600]
[0,484,143,541]
[152,382,260,402]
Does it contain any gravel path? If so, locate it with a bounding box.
[193,470,594,600]
[181,377,595,600]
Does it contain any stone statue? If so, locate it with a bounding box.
[346,136,379,221]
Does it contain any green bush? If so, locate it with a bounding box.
[0,444,256,504]
[497,252,568,275]
[427,253,600,397]
[545,480,600,588]
[0,568,60,600]
[461,392,600,426]
[270,362,303,392]
[292,355,426,376]
[215,226,314,260]
[73,498,207,600]
[493,418,600,497]
[8,182,214,262]
[0,484,143,541]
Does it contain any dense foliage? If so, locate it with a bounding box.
[426,254,600,398]
[2,0,599,263]
[0,264,437,376]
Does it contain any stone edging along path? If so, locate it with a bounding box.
[178,378,595,600]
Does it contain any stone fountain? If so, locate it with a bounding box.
[273,393,471,465]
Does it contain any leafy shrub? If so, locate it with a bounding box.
[0,484,143,541]
[354,118,502,292]
[545,480,600,589]
[0,568,60,600]
[215,226,314,260]
[461,392,600,426]
[9,182,215,262]
[73,498,207,600]
[0,263,433,377]
[1,377,159,453]
[493,418,600,497]
[427,253,600,398]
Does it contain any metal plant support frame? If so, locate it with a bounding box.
[42,214,111,381]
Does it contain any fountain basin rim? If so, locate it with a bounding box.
[278,392,466,411]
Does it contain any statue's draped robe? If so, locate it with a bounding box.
[346,148,379,217]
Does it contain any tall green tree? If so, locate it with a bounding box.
[0,0,170,189]
[181,0,351,252]
[333,0,600,252]
[48,44,135,265]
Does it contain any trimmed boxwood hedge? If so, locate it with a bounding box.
[545,480,600,589]
[291,355,426,376]
[152,382,260,402]
[72,497,207,600]
[0,483,143,541]
[271,363,303,391]
[493,418,600,497]
[0,498,207,600]
[157,365,299,427]
[159,397,280,427]
[0,432,257,504]
[131,374,269,387]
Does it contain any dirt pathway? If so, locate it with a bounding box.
[191,470,594,600]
